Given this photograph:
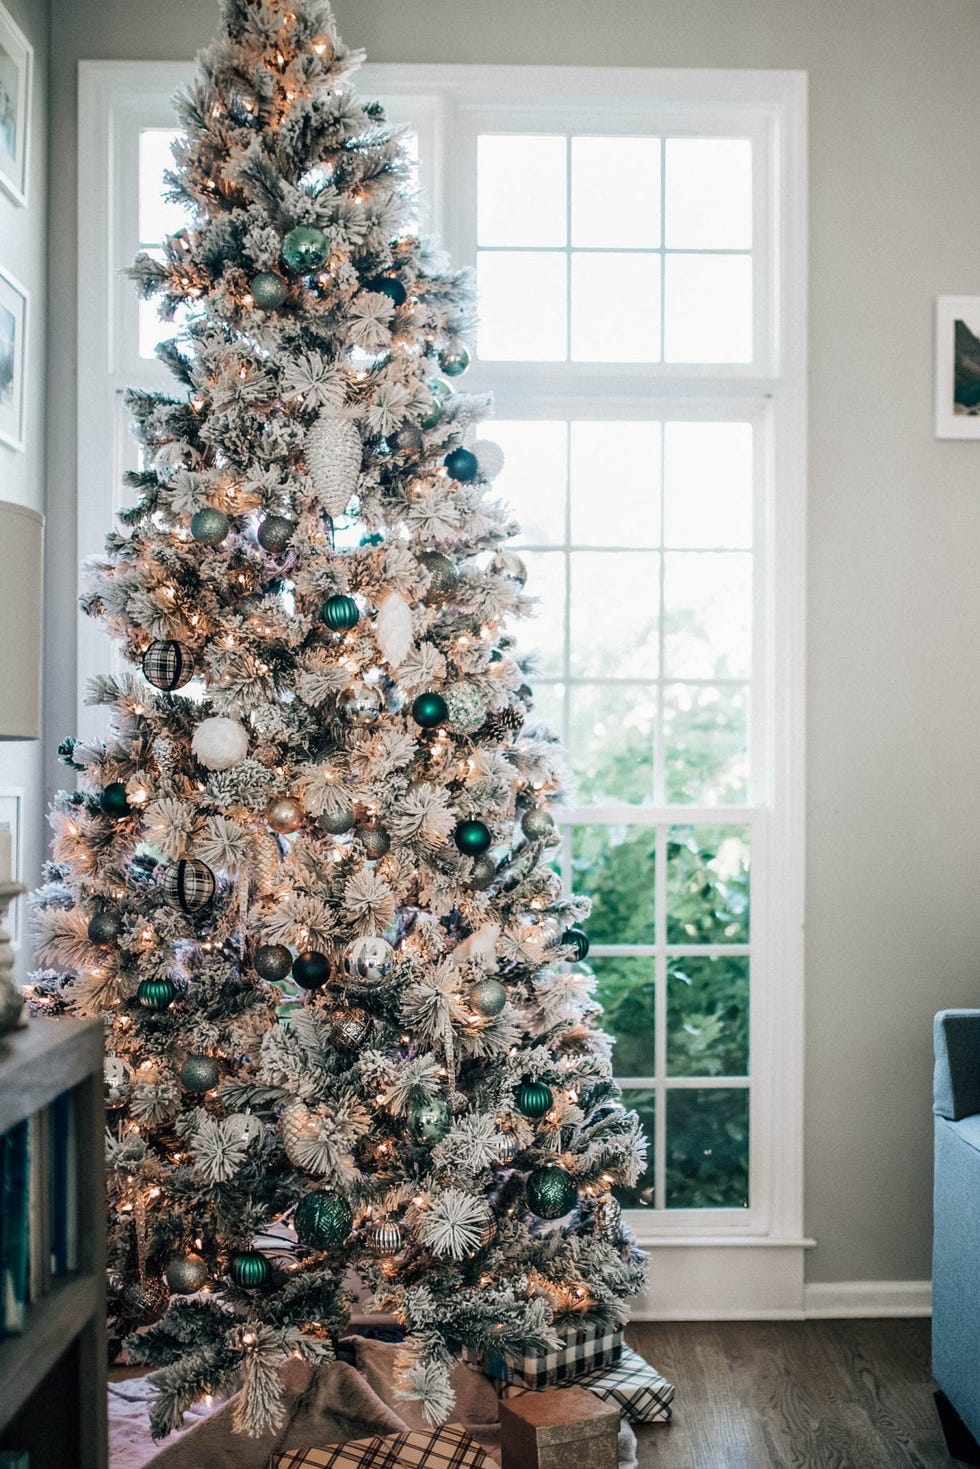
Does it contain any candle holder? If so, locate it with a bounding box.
[0,881,27,1035]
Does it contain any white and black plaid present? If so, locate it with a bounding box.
[577,1346,675,1424]
[272,1425,493,1469]
[465,1323,624,1390]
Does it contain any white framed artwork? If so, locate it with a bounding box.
[0,788,24,948]
[0,3,31,206]
[935,295,980,439]
[0,262,26,450]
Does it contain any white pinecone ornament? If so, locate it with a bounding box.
[305,411,362,515]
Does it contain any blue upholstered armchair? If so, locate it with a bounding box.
[933,1010,980,1463]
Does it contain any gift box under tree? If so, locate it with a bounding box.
[463,1323,624,1390]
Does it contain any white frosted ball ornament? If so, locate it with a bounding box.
[192,717,249,771]
[305,411,363,516]
[470,440,505,481]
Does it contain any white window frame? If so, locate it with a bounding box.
[78,60,808,1317]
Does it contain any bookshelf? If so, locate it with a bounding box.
[0,1019,107,1469]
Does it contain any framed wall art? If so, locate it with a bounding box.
[935,295,980,439]
[0,262,26,450]
[0,3,32,206]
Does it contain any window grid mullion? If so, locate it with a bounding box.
[652,825,669,1210]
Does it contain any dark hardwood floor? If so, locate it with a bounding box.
[627,1320,957,1469]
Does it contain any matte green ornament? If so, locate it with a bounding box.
[165,1252,207,1294]
[292,950,331,991]
[517,1081,553,1119]
[366,274,407,306]
[439,344,470,376]
[410,1095,451,1142]
[454,819,492,856]
[444,447,478,482]
[137,977,176,1011]
[230,1250,270,1288]
[189,507,230,545]
[526,1165,578,1220]
[562,927,590,961]
[412,691,448,729]
[179,1054,220,1092]
[321,594,360,631]
[282,224,330,272]
[99,782,130,819]
[254,943,293,982]
[295,1190,353,1249]
[88,908,123,945]
[250,271,288,309]
[467,977,507,1019]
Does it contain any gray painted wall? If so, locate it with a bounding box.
[45,0,980,1286]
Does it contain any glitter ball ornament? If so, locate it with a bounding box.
[165,1252,208,1294]
[344,935,395,986]
[471,439,506,480]
[141,639,194,691]
[179,1054,220,1092]
[366,274,407,306]
[137,977,176,1010]
[99,782,130,819]
[526,1165,578,1220]
[318,805,355,835]
[267,795,304,834]
[254,943,293,982]
[295,1190,353,1249]
[189,507,230,545]
[162,857,216,913]
[356,822,391,860]
[231,1250,270,1288]
[517,1081,553,1119]
[444,446,478,482]
[225,1112,264,1147]
[192,716,249,771]
[467,977,507,1019]
[562,927,590,961]
[410,1095,451,1142]
[250,270,288,308]
[330,1006,372,1048]
[282,224,330,272]
[521,807,555,842]
[418,550,459,598]
[88,908,123,946]
[468,855,498,890]
[412,691,448,729]
[257,513,296,552]
[321,594,360,631]
[369,1220,402,1256]
[305,411,362,515]
[340,681,383,726]
[393,424,424,456]
[104,1055,133,1109]
[292,950,331,991]
[439,344,470,376]
[455,819,492,856]
[445,684,488,735]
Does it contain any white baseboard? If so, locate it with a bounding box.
[802,1280,932,1318]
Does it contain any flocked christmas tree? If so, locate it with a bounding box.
[28,0,647,1440]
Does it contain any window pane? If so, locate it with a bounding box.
[571,136,661,248]
[667,956,749,1077]
[527,681,564,737]
[520,550,565,676]
[477,251,567,361]
[570,421,661,546]
[664,254,753,363]
[666,1087,749,1208]
[477,134,567,247]
[569,551,658,678]
[138,247,190,359]
[570,683,655,805]
[664,683,748,805]
[571,252,660,362]
[572,824,656,945]
[663,551,751,679]
[664,138,752,250]
[615,1088,656,1208]
[663,421,753,549]
[139,129,190,242]
[590,957,655,1077]
[492,420,567,546]
[666,824,750,945]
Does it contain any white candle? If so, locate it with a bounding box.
[0,830,11,886]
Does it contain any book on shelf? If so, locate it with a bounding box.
[49,1090,78,1278]
[2,1117,31,1333]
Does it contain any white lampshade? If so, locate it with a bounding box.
[0,502,43,740]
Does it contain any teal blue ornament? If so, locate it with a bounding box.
[444,447,478,482]
[282,225,330,272]
[454,819,492,856]
[526,1165,578,1220]
[295,1190,353,1249]
[562,927,590,961]
[410,1096,451,1142]
[99,782,130,819]
[321,594,360,631]
[231,1250,270,1288]
[412,691,448,729]
[420,399,442,431]
[137,977,176,1011]
[517,1081,553,1119]
[292,951,331,991]
[251,271,288,309]
[439,345,470,377]
[190,507,230,545]
[366,274,407,306]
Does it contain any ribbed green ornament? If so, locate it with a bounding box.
[526,1165,578,1220]
[99,782,130,819]
[412,691,448,729]
[137,977,176,1011]
[454,819,492,856]
[517,1081,553,1119]
[282,225,329,272]
[321,594,360,630]
[230,1250,270,1288]
[295,1191,353,1249]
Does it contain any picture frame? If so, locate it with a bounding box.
[0,788,24,948]
[0,262,26,450]
[0,2,32,207]
[935,295,980,439]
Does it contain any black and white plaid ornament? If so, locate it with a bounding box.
[142,639,194,692]
[162,857,216,913]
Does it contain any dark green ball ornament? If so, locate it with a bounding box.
[282,225,330,272]
[254,943,293,982]
[190,507,230,545]
[455,819,492,856]
[231,1250,270,1288]
[137,977,176,1011]
[562,927,590,961]
[444,447,478,482]
[179,1054,220,1092]
[321,594,360,631]
[258,514,296,552]
[467,977,507,1019]
[251,271,288,309]
[410,1096,451,1142]
[88,908,123,946]
[295,1190,353,1249]
[412,691,448,729]
[366,274,407,306]
[439,344,470,377]
[517,1081,553,1119]
[526,1165,578,1220]
[99,782,130,819]
[292,951,331,991]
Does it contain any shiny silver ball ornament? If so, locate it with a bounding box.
[165,1252,208,1295]
[521,807,556,842]
[282,224,330,272]
[445,683,488,735]
[257,513,296,552]
[467,977,507,1019]
[491,1131,517,1165]
[179,1054,220,1092]
[104,1055,133,1110]
[438,343,470,376]
[318,804,356,835]
[409,1095,451,1142]
[344,935,395,987]
[329,1006,373,1048]
[369,1221,402,1257]
[492,550,528,588]
[468,855,497,890]
[267,795,304,834]
[357,822,391,860]
[418,550,459,599]
[340,681,383,726]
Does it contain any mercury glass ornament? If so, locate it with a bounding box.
[179,1054,220,1092]
[329,1006,372,1048]
[411,691,448,729]
[562,927,590,961]
[521,807,556,842]
[526,1165,578,1220]
[491,1131,517,1165]
[418,550,458,597]
[393,424,424,456]
[356,822,391,860]
[366,274,407,306]
[137,977,176,1010]
[230,1250,270,1288]
[99,782,130,819]
[162,857,216,913]
[250,270,288,309]
[254,943,293,982]
[420,396,443,431]
[368,1220,402,1256]
[444,447,478,482]
[104,1055,133,1110]
[321,594,360,631]
[454,819,492,856]
[344,935,395,986]
[165,1252,208,1294]
[318,804,356,835]
[517,1081,553,1119]
[292,950,331,991]
[225,1112,264,1147]
[445,684,488,735]
[141,639,194,691]
[88,908,123,946]
[467,977,507,1019]
[340,681,383,726]
[438,344,470,376]
[295,1190,353,1249]
[492,550,528,588]
[409,1095,451,1142]
[257,513,296,552]
[189,507,230,545]
[468,855,497,890]
[282,224,330,272]
[267,795,304,834]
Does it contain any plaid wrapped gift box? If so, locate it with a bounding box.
[463,1323,624,1390]
[577,1345,675,1424]
[272,1425,494,1469]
